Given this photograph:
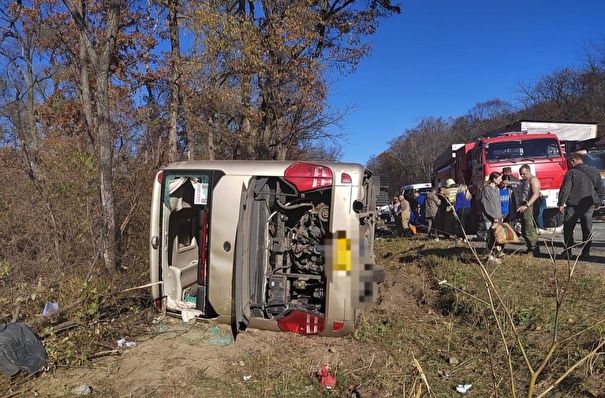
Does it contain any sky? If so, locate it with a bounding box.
[332,0,605,164]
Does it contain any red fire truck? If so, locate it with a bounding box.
[470,132,567,225]
[435,132,568,228]
[434,120,600,228]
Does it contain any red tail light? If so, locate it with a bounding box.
[157,171,163,184]
[276,310,325,335]
[332,322,344,332]
[341,173,352,184]
[284,163,332,192]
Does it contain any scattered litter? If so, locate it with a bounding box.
[0,323,47,376]
[183,290,197,304]
[456,384,472,394]
[316,365,336,389]
[205,325,234,346]
[243,375,251,381]
[166,296,202,322]
[117,338,136,348]
[152,322,170,334]
[438,370,451,379]
[70,385,92,395]
[448,357,459,366]
[438,279,447,285]
[42,302,59,316]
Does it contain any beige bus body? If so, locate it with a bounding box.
[149,160,380,336]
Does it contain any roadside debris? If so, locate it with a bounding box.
[42,302,59,316]
[316,365,336,389]
[71,384,92,395]
[0,323,47,376]
[455,383,472,394]
[166,296,201,322]
[117,338,136,348]
[438,370,451,379]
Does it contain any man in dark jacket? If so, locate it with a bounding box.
[556,152,605,260]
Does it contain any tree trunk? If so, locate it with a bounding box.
[166,0,181,163]
[63,0,121,271]
[96,71,117,271]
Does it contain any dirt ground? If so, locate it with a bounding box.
[2,247,430,398]
[18,320,358,397]
[5,228,600,397]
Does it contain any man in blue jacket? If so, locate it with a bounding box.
[556,152,605,260]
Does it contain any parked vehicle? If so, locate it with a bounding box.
[433,120,599,228]
[149,161,382,336]
[378,203,394,223]
[401,182,432,197]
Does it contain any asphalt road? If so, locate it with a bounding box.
[377,218,605,266]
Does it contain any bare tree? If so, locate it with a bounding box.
[62,0,122,271]
[517,68,587,120]
[580,40,605,128]
[162,0,182,162]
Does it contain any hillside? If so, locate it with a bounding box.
[3,233,605,397]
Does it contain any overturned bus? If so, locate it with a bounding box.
[149,161,383,336]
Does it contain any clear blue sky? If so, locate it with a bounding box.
[333,0,605,165]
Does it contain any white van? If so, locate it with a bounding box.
[401,182,433,197]
[149,161,382,336]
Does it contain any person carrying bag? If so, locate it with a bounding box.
[492,222,519,245]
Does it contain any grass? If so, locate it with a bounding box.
[364,234,605,397]
[3,233,605,397]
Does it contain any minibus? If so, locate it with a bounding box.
[149,161,382,336]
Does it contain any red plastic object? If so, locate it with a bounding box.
[316,365,337,388]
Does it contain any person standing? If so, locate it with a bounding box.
[454,183,472,242]
[499,175,513,222]
[392,196,401,235]
[481,172,504,263]
[516,165,541,257]
[424,187,441,240]
[413,189,426,227]
[398,195,412,237]
[406,191,419,226]
[556,153,605,260]
[502,166,521,226]
[502,167,521,193]
[441,178,458,239]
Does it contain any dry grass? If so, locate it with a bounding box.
[2,234,605,397]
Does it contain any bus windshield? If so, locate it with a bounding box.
[484,138,562,162]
